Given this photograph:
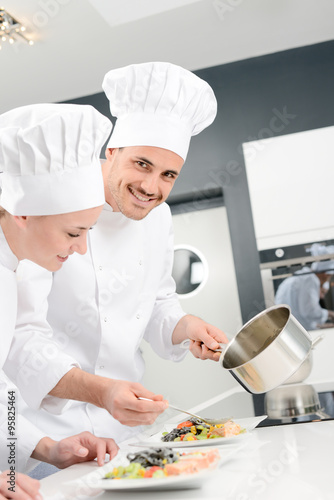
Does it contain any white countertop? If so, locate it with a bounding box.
[39,328,334,499]
[40,419,334,500]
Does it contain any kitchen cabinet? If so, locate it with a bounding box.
[243,126,334,251]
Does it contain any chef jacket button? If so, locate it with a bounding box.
[104,317,108,322]
[99,365,104,369]
[136,313,140,319]
[99,265,103,271]
[139,260,142,266]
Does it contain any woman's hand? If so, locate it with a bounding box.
[32,431,119,468]
[0,471,41,500]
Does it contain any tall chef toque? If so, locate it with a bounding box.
[102,62,217,161]
[0,103,112,216]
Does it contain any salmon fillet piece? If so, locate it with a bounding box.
[164,449,220,476]
[208,421,241,438]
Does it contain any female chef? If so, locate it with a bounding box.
[0,103,118,499]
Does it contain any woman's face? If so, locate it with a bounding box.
[19,206,103,272]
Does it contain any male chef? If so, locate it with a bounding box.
[4,62,228,444]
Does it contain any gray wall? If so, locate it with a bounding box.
[64,40,334,322]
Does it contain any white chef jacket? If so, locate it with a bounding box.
[274,267,329,331]
[5,202,187,443]
[0,226,44,472]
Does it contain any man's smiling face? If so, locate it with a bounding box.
[104,146,184,220]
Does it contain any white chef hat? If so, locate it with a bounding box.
[0,103,112,216]
[102,62,217,161]
[310,243,334,273]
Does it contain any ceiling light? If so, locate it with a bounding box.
[0,7,34,50]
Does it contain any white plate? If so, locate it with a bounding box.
[92,467,216,491]
[130,415,267,449]
[65,445,244,492]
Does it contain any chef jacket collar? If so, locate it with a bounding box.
[0,225,19,272]
[104,202,114,213]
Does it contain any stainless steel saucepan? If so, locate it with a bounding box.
[218,304,317,394]
[264,383,330,419]
[283,333,323,384]
[182,304,318,394]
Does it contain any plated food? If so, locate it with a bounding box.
[103,447,220,480]
[161,417,244,443]
[66,435,257,492]
[132,415,268,449]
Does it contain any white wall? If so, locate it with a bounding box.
[141,206,243,409]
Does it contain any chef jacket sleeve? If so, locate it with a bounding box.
[0,377,44,473]
[3,261,80,413]
[143,207,188,361]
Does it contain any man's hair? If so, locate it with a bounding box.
[0,207,7,219]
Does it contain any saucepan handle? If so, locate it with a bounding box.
[311,334,324,348]
[179,339,227,353]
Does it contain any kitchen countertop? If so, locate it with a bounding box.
[39,328,334,499]
[40,419,334,500]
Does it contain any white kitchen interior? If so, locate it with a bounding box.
[2,1,334,498]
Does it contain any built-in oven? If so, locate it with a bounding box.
[259,239,334,311]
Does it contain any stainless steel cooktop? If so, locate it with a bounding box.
[194,381,334,428]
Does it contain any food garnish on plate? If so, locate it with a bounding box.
[161,417,245,442]
[104,447,220,480]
